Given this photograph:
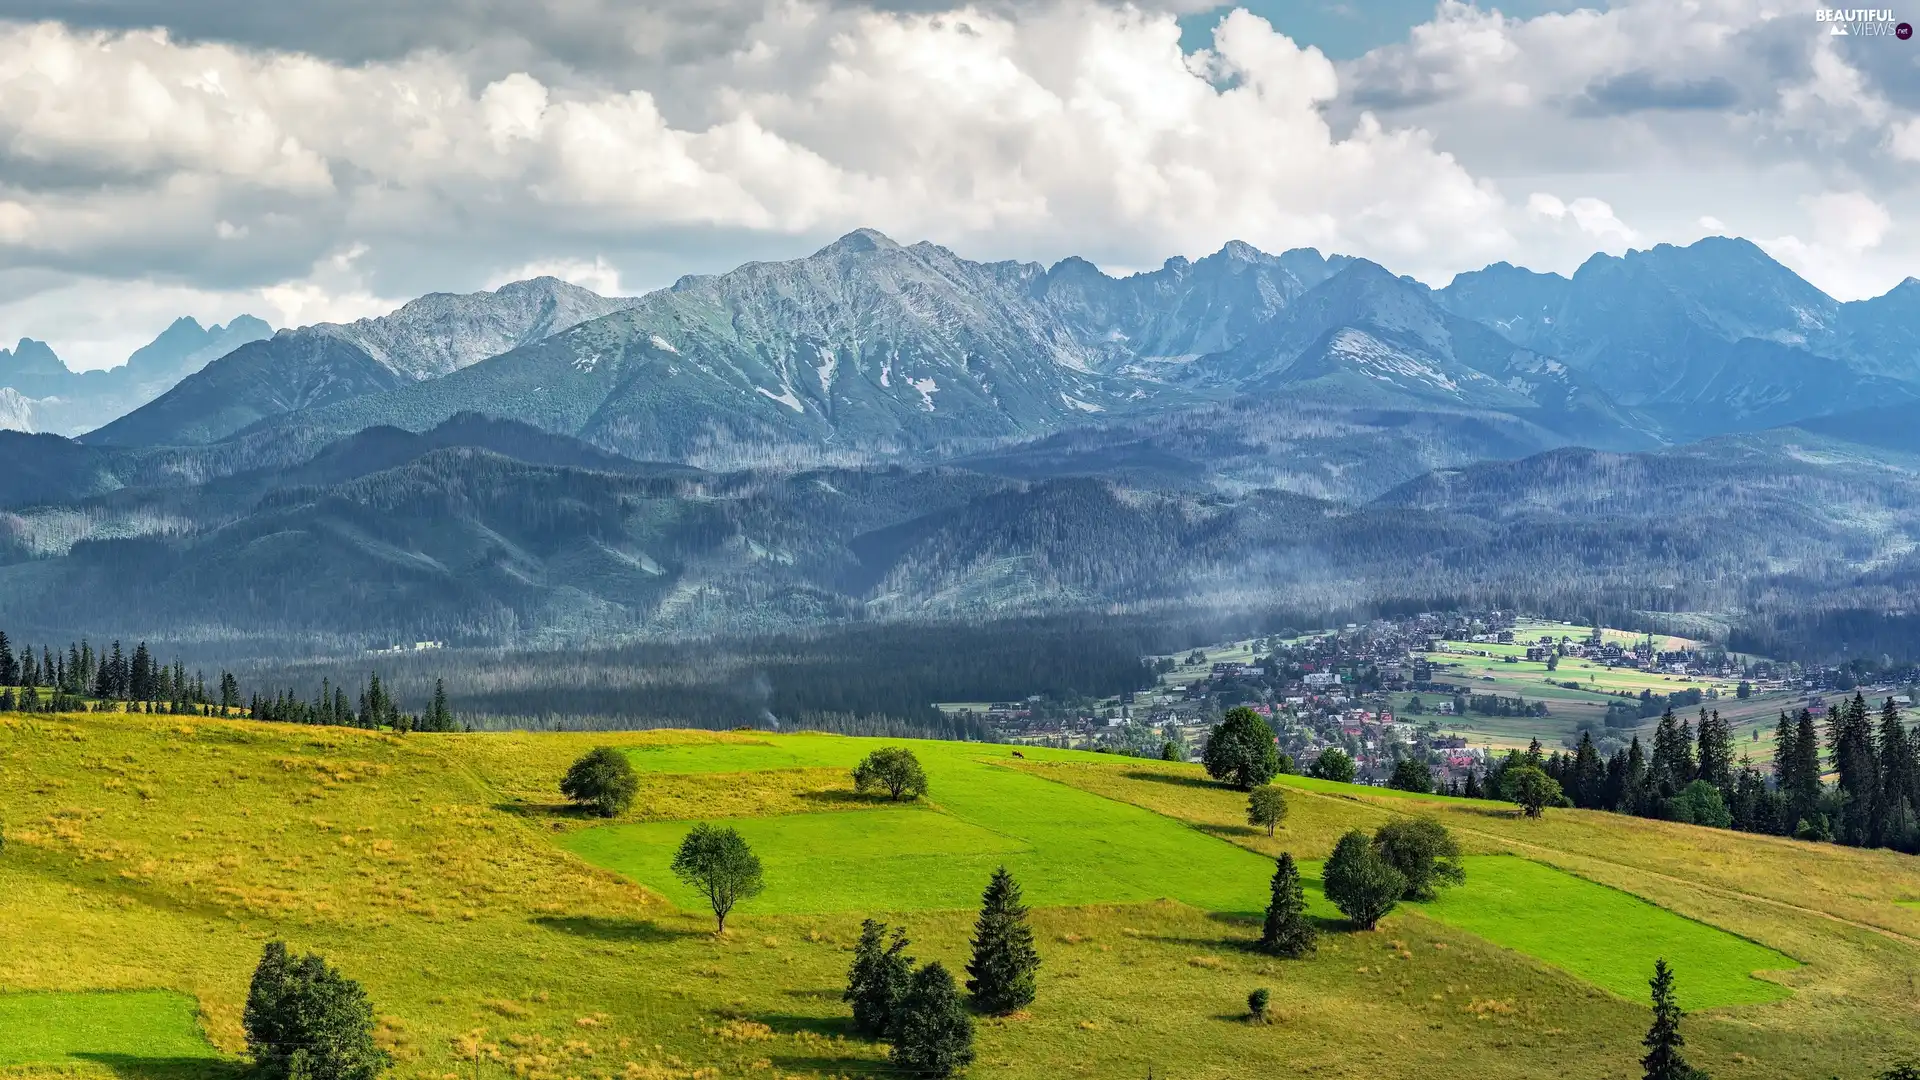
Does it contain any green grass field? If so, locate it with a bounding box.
[566,742,1796,1009]
[0,991,224,1069]
[3,713,1918,1079]
[1413,857,1794,1008]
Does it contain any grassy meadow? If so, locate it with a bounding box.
[1,712,1918,1080]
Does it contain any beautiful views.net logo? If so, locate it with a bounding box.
[1816,7,1914,36]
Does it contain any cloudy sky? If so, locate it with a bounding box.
[1,0,1916,369]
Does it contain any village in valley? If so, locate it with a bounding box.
[945,613,1920,788]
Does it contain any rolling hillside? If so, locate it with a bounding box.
[0,713,1915,1080]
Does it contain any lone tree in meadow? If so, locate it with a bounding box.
[966,866,1040,1014]
[853,747,929,801]
[244,941,391,1080]
[1259,853,1317,958]
[1642,958,1703,1080]
[1321,829,1406,930]
[1246,785,1288,837]
[1246,987,1271,1024]
[1309,748,1356,784]
[890,961,976,1078]
[845,918,914,1039]
[670,823,765,933]
[1371,819,1464,901]
[1501,764,1564,818]
[1388,758,1433,794]
[560,746,639,818]
[1204,706,1283,790]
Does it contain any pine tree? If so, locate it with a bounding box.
[1649,709,1696,801]
[1787,708,1825,834]
[889,962,975,1078]
[1831,693,1880,847]
[1259,853,1317,958]
[1570,731,1604,809]
[1623,736,1651,816]
[0,630,15,687]
[428,679,453,732]
[1696,709,1733,791]
[1640,958,1695,1080]
[1462,769,1482,799]
[965,867,1039,1014]
[845,919,913,1038]
[1877,699,1916,852]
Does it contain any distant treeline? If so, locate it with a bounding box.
[233,616,1186,734]
[1520,698,1920,855]
[0,627,457,732]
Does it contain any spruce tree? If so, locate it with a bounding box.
[889,962,975,1078]
[1623,736,1651,816]
[1641,958,1695,1080]
[1831,693,1879,846]
[965,866,1039,1014]
[1877,699,1916,851]
[1259,853,1316,958]
[1566,731,1600,808]
[845,919,913,1038]
[1696,709,1733,791]
[0,630,14,686]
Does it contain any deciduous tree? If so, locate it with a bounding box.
[560,747,640,817]
[244,942,390,1080]
[1371,819,1464,900]
[1203,707,1282,790]
[1246,785,1288,836]
[1322,830,1405,930]
[853,747,929,801]
[671,823,765,933]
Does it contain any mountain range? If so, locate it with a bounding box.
[5,229,1920,650]
[0,316,273,435]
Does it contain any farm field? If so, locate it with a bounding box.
[2,712,1919,1080]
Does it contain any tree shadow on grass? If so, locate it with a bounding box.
[751,1012,858,1039]
[794,789,896,809]
[769,1054,889,1078]
[1137,911,1348,950]
[72,1055,247,1080]
[531,915,708,943]
[1123,770,1228,791]
[495,800,600,821]
[1196,822,1266,842]
[1447,805,1527,820]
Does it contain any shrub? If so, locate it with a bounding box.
[559,747,639,818]
[1321,829,1405,930]
[890,962,975,1078]
[1665,780,1733,829]
[1309,749,1356,783]
[244,942,390,1080]
[1246,785,1288,836]
[853,747,929,801]
[671,823,765,933]
[1203,707,1282,790]
[1247,987,1270,1023]
[1372,819,1464,901]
